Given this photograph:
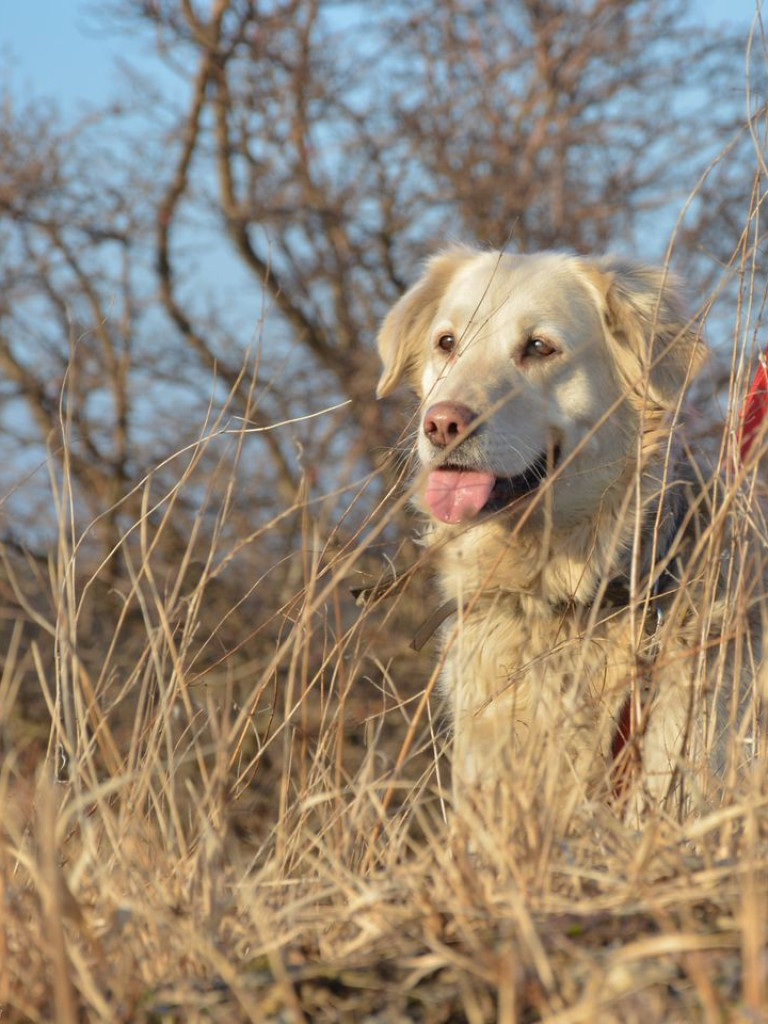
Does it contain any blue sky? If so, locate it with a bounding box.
[1,1,759,114]
[2,3,168,112]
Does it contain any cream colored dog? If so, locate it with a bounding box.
[377,247,760,820]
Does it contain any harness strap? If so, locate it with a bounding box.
[610,659,658,800]
[739,347,768,461]
[410,598,460,652]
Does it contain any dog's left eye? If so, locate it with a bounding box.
[436,333,457,354]
[523,337,557,359]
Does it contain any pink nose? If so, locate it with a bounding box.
[423,402,477,448]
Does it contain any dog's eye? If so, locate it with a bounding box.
[523,337,557,359]
[436,333,457,354]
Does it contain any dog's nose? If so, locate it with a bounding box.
[423,402,477,448]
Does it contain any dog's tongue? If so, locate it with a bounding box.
[425,469,496,523]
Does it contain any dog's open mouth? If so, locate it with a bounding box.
[424,448,559,524]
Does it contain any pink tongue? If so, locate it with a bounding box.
[425,470,496,524]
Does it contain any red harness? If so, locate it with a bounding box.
[610,686,636,797]
[739,350,768,462]
[610,347,768,798]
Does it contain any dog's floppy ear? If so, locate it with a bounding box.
[587,257,706,406]
[376,249,466,398]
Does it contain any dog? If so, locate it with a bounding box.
[376,246,763,822]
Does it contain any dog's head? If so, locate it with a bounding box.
[376,247,705,527]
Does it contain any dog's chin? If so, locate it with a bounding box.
[423,447,561,525]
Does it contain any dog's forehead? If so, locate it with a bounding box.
[439,253,598,334]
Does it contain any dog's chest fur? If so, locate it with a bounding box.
[423,491,705,802]
[437,585,641,792]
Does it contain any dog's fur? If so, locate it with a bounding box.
[377,247,762,819]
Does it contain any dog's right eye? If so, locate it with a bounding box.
[436,333,456,354]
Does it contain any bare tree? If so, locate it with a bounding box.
[0,0,756,567]
[0,96,144,555]
[392,0,747,253]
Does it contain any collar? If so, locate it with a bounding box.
[353,491,687,652]
[405,561,680,653]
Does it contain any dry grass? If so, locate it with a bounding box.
[1,371,767,1024]
[6,172,768,1024]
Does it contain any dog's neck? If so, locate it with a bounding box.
[424,444,691,617]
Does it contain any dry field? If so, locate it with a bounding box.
[4,257,768,1024]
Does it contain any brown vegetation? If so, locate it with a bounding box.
[2,1,768,1020]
